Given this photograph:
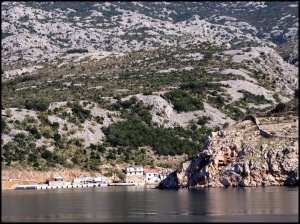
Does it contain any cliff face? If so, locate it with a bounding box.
[157,115,298,188]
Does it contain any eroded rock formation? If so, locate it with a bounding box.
[157,115,298,188]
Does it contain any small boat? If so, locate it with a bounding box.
[15,186,36,190]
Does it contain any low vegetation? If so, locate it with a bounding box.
[1,39,298,174]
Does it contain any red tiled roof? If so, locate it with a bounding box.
[144,169,158,173]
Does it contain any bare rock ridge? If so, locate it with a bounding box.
[157,115,299,188]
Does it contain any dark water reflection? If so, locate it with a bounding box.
[2,186,298,222]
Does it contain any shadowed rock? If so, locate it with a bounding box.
[156,170,179,189]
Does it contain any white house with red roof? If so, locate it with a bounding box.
[144,169,160,183]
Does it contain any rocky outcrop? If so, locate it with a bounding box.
[156,170,179,189]
[157,115,298,188]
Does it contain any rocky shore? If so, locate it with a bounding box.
[3,115,298,190]
[157,115,298,188]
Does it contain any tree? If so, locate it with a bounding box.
[41,150,53,160]
[1,118,7,132]
[272,102,286,113]
[54,133,61,141]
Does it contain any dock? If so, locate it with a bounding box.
[15,183,108,190]
[108,183,135,186]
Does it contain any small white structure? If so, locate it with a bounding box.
[93,177,102,182]
[144,169,160,183]
[72,176,93,184]
[93,177,108,184]
[47,176,65,186]
[72,178,82,184]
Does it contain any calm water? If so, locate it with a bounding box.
[1,186,298,222]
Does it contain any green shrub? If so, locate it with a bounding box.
[102,117,212,156]
[41,150,53,160]
[71,102,92,122]
[224,104,244,121]
[51,122,60,130]
[1,118,7,132]
[238,90,272,105]
[272,93,281,103]
[197,116,210,125]
[164,89,204,112]
[25,99,50,111]
[272,102,286,113]
[223,122,229,128]
[209,95,225,109]
[41,128,52,138]
[66,48,88,54]
[26,125,41,139]
[28,153,38,164]
[54,133,61,141]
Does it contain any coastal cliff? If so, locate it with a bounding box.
[157,115,298,188]
[2,114,298,190]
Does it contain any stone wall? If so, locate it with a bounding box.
[125,175,145,184]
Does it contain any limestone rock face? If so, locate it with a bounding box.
[159,115,299,188]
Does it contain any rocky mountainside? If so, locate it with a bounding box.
[157,114,298,188]
[1,2,299,184]
[1,1,298,67]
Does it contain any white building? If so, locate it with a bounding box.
[144,169,160,183]
[125,165,144,175]
[125,165,145,184]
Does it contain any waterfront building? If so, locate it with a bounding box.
[125,165,145,184]
[144,169,160,183]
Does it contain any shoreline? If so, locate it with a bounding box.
[2,180,159,190]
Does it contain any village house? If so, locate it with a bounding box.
[124,166,170,184]
[125,165,144,175]
[144,169,160,183]
[125,165,145,184]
